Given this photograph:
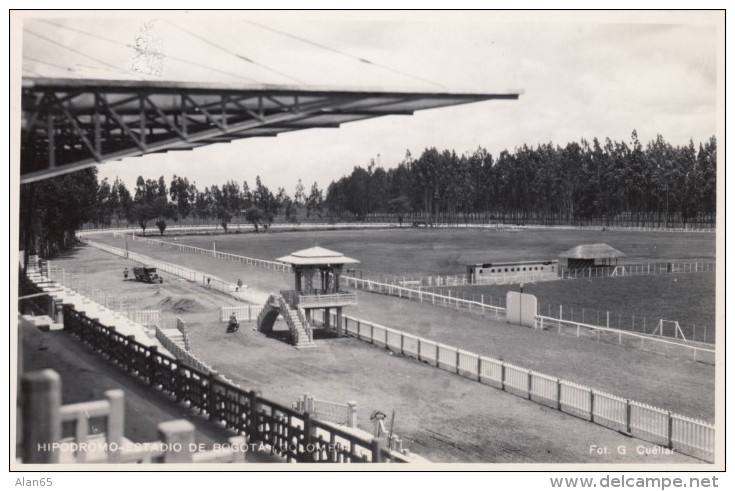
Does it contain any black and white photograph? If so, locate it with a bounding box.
[11,9,725,477]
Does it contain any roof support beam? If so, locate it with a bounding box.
[20,77,520,183]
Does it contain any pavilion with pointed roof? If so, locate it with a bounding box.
[277,246,360,337]
[559,243,625,270]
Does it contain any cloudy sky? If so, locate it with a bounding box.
[20,10,721,195]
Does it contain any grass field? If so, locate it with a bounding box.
[116,227,717,339]
[158,227,716,275]
[431,273,716,343]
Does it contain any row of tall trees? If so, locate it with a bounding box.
[91,174,325,234]
[20,168,100,258]
[325,132,717,226]
[20,131,716,257]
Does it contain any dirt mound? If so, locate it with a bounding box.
[156,296,206,314]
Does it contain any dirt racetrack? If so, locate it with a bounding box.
[33,242,712,464]
[85,235,716,421]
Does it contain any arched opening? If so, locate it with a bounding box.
[258,308,294,344]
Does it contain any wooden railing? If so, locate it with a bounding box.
[20,369,246,464]
[56,301,409,463]
[292,291,357,308]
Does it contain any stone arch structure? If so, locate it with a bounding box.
[258,307,280,334]
[255,294,315,349]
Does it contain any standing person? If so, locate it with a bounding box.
[207,277,211,288]
[123,268,129,280]
[236,278,243,292]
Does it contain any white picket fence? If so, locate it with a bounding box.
[220,305,258,322]
[80,222,715,236]
[357,259,716,290]
[535,316,715,365]
[125,309,161,327]
[354,270,558,288]
[111,232,292,273]
[82,239,269,306]
[292,394,357,428]
[328,313,715,463]
[342,275,713,363]
[341,276,505,318]
[560,261,716,279]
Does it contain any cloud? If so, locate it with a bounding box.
[20,13,719,193]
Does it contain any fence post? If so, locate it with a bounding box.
[371,437,384,463]
[158,419,195,463]
[21,369,61,463]
[248,389,262,443]
[625,400,632,435]
[400,333,404,355]
[455,350,460,374]
[556,379,562,410]
[589,389,595,422]
[667,411,674,449]
[436,344,440,368]
[527,371,533,400]
[347,401,358,428]
[500,363,506,391]
[303,411,314,463]
[147,345,159,386]
[124,335,136,371]
[105,389,125,463]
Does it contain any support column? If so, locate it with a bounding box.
[305,270,313,292]
[22,370,61,463]
[336,307,343,337]
[305,309,312,323]
[324,308,330,328]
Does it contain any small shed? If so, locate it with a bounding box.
[559,244,625,270]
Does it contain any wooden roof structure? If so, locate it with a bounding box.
[277,246,360,267]
[20,77,520,183]
[559,243,625,259]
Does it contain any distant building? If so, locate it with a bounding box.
[466,260,559,284]
[559,243,625,270]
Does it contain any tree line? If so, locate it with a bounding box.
[19,130,716,257]
[93,175,327,234]
[325,131,716,227]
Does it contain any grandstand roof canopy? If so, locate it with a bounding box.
[559,244,626,259]
[20,76,520,183]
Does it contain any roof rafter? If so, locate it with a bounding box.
[21,77,521,183]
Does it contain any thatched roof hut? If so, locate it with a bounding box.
[559,243,625,269]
